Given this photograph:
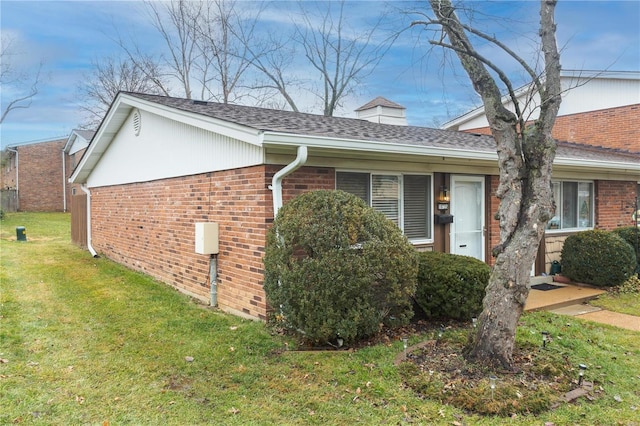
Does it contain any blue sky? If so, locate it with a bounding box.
[1,0,639,148]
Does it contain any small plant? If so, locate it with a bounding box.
[561,229,636,287]
[263,190,418,346]
[617,274,640,294]
[0,209,5,220]
[413,251,489,320]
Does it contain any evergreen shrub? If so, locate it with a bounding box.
[612,226,640,271]
[263,190,418,345]
[561,229,636,287]
[414,251,489,320]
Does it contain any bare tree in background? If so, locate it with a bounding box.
[294,1,390,116]
[77,56,168,128]
[1,35,43,124]
[412,0,562,370]
[194,0,257,104]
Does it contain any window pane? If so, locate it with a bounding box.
[547,182,561,229]
[562,182,577,228]
[372,175,399,224]
[404,175,431,240]
[578,182,592,228]
[336,172,369,204]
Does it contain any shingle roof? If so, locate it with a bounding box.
[126,92,640,165]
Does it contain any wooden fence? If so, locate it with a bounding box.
[71,194,88,247]
[1,190,17,212]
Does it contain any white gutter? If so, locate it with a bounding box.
[7,148,19,211]
[269,145,308,217]
[80,185,98,258]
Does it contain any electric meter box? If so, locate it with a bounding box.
[195,222,219,254]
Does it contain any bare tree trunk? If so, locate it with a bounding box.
[425,0,562,370]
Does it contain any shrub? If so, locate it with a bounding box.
[618,274,640,294]
[612,226,640,271]
[414,251,489,320]
[263,190,418,345]
[561,229,636,287]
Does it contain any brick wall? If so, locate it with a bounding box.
[465,105,640,153]
[595,180,638,229]
[90,164,334,320]
[14,140,66,211]
[552,105,639,153]
[486,175,501,266]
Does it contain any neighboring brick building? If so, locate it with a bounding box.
[1,138,66,212]
[443,70,640,154]
[1,130,93,213]
[69,92,640,320]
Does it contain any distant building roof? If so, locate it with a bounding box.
[355,96,405,111]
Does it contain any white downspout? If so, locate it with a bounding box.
[80,184,98,257]
[62,149,67,212]
[7,148,19,211]
[269,145,308,217]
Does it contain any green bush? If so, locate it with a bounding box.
[414,251,489,320]
[561,229,636,287]
[612,226,640,271]
[263,190,418,345]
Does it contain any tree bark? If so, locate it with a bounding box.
[428,0,562,370]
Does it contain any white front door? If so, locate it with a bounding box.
[450,176,485,261]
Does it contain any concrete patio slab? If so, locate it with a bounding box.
[575,310,640,332]
[549,304,603,316]
[524,284,606,312]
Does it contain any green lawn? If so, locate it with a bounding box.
[1,213,639,425]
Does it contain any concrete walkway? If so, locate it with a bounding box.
[524,279,640,332]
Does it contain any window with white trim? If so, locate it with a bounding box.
[547,181,593,230]
[336,172,432,241]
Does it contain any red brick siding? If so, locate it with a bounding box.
[552,105,640,153]
[486,175,501,266]
[90,165,334,320]
[595,180,638,229]
[17,140,66,211]
[465,105,640,153]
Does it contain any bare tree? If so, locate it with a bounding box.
[194,0,256,104]
[77,56,168,128]
[294,1,390,116]
[0,35,43,124]
[413,0,562,370]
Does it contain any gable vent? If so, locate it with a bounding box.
[132,109,141,136]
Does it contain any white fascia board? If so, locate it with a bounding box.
[261,131,499,162]
[70,93,263,184]
[123,95,262,146]
[69,100,132,184]
[554,157,640,173]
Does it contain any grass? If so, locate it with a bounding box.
[1,213,639,425]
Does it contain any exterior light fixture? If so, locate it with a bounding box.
[578,363,587,386]
[437,186,450,213]
[542,331,550,348]
[402,337,408,359]
[489,375,497,399]
[472,317,478,328]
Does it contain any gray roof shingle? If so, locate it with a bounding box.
[126,92,640,164]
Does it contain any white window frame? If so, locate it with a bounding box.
[546,179,594,232]
[336,170,434,244]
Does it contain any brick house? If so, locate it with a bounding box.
[1,130,93,213]
[70,92,640,320]
[443,70,640,153]
[2,137,67,212]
